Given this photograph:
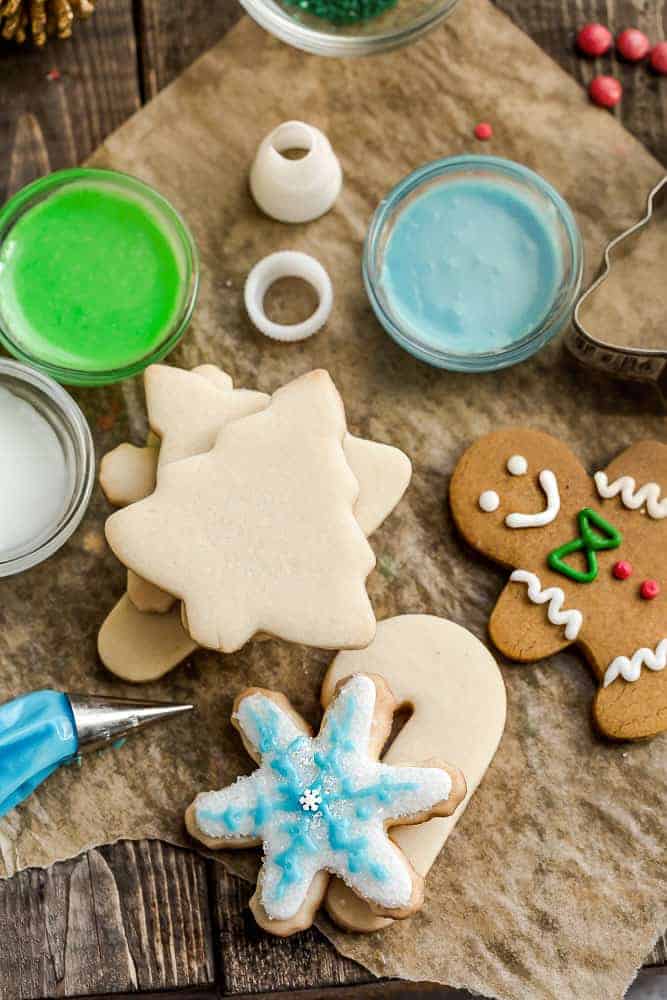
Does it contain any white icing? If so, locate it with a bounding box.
[603,639,667,687]
[507,455,528,476]
[194,675,453,921]
[510,569,583,640]
[479,490,500,512]
[505,469,560,528]
[0,386,68,554]
[594,472,667,519]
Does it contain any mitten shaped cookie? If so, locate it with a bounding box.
[186,672,466,936]
[450,428,667,740]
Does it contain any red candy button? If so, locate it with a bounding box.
[474,122,493,141]
[577,23,613,57]
[650,42,667,75]
[613,560,633,580]
[640,579,660,600]
[616,28,650,62]
[589,76,623,108]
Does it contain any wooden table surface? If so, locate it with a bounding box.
[1,2,666,998]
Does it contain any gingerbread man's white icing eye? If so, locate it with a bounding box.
[507,455,528,476]
[479,490,500,513]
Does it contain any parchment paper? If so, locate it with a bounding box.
[0,3,665,998]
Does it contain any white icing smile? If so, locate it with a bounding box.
[505,469,560,529]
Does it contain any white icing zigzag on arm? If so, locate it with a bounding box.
[604,639,667,687]
[510,570,583,641]
[594,472,667,519]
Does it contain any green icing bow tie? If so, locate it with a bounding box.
[547,508,621,584]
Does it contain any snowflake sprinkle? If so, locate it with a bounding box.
[299,788,322,812]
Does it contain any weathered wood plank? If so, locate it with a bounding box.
[0,0,141,203]
[0,842,215,999]
[213,866,372,996]
[134,0,242,100]
[647,928,667,966]
[493,0,667,164]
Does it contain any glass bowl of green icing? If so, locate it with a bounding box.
[240,0,461,55]
[0,168,199,387]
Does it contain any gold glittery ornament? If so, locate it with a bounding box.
[0,0,95,45]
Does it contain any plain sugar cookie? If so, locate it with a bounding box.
[106,371,377,654]
[321,615,505,932]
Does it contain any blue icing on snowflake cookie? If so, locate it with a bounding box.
[189,674,464,924]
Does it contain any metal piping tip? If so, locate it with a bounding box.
[67,694,194,754]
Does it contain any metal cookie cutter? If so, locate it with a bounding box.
[567,175,667,398]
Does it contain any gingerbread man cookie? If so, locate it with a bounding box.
[186,671,466,936]
[450,428,667,740]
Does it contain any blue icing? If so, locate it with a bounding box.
[0,690,79,818]
[380,178,564,354]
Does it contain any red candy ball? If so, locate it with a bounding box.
[613,560,633,580]
[589,75,623,108]
[474,122,493,141]
[650,41,667,75]
[577,23,613,57]
[616,28,650,62]
[640,579,660,600]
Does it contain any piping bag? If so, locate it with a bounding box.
[0,690,193,818]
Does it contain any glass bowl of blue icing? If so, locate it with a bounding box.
[364,155,584,371]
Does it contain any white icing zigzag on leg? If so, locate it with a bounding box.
[603,639,667,687]
[594,472,667,519]
[510,570,583,641]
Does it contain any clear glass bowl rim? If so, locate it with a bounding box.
[0,359,95,577]
[363,154,585,372]
[240,0,462,56]
[0,167,200,387]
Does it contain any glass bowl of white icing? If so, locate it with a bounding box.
[240,0,462,55]
[0,360,95,577]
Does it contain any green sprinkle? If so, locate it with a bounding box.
[378,554,399,580]
[283,0,397,25]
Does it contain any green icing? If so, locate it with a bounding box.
[0,180,185,373]
[548,508,621,584]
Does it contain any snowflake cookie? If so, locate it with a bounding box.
[450,428,667,741]
[185,672,466,935]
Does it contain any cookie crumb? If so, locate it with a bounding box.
[82,529,105,555]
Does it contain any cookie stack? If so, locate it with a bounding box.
[99,364,412,682]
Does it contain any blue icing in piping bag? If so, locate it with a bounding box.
[0,690,193,818]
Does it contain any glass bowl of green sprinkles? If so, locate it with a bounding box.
[240,0,462,55]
